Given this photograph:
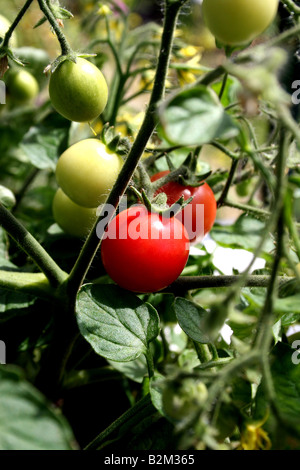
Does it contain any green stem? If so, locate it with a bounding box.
[67,0,187,298]
[37,0,72,56]
[223,198,270,220]
[166,275,295,292]
[282,0,300,14]
[193,342,212,363]
[0,204,66,287]
[218,72,228,100]
[217,159,239,208]
[0,270,54,301]
[285,189,300,262]
[253,129,289,350]
[84,394,155,450]
[1,0,34,47]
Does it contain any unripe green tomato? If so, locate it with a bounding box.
[52,188,98,238]
[55,138,123,208]
[7,70,39,103]
[0,14,18,48]
[49,58,108,122]
[202,0,279,46]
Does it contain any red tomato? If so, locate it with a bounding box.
[151,171,217,242]
[101,205,190,293]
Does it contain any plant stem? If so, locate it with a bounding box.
[217,159,239,208]
[281,0,300,15]
[0,203,66,287]
[253,129,289,350]
[67,0,187,298]
[0,270,54,301]
[1,0,34,47]
[193,342,212,363]
[223,198,270,219]
[37,0,72,56]
[84,393,155,450]
[218,72,228,100]
[167,274,294,292]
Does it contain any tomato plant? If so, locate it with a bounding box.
[101,204,190,293]
[202,0,279,46]
[0,0,300,454]
[55,138,124,208]
[151,171,217,242]
[49,58,108,122]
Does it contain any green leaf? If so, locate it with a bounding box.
[211,214,274,254]
[0,290,36,323]
[20,113,70,171]
[76,284,160,362]
[107,355,148,383]
[173,297,210,344]
[158,85,239,147]
[0,366,77,450]
[149,372,166,417]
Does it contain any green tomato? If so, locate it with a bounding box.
[49,58,108,122]
[202,0,279,46]
[55,138,123,208]
[52,188,98,238]
[0,14,18,48]
[7,69,39,103]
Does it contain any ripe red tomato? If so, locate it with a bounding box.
[101,205,190,293]
[151,171,217,242]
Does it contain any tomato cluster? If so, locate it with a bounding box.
[53,138,123,238]
[49,57,216,293]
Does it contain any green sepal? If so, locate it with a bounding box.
[100,123,131,157]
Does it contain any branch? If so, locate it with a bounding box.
[37,0,72,56]
[0,204,67,287]
[1,0,34,48]
[166,274,295,293]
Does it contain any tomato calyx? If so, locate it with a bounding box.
[151,152,212,195]
[130,186,193,218]
[100,123,131,157]
[45,51,97,75]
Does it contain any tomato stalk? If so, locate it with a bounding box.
[37,0,73,57]
[0,0,34,48]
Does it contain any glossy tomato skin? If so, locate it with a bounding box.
[55,138,123,208]
[49,58,108,122]
[101,205,190,293]
[52,188,97,238]
[151,171,217,242]
[202,0,278,46]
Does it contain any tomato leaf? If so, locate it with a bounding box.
[76,284,160,362]
[173,297,210,344]
[0,366,77,450]
[158,85,239,146]
[20,112,70,171]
